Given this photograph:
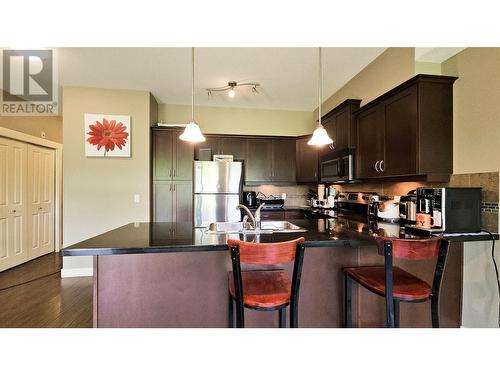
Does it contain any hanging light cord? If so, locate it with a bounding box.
[318,47,322,127]
[191,47,195,123]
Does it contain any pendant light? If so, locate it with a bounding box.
[308,47,334,146]
[179,47,206,143]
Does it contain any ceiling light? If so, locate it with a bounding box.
[206,80,261,98]
[179,47,205,143]
[308,47,333,146]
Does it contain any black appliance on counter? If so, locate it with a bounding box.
[257,197,285,210]
[405,187,482,234]
[242,191,257,208]
[319,148,355,184]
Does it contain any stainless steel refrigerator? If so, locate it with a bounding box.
[193,161,242,227]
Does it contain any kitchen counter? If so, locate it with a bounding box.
[69,216,497,328]
[61,216,497,257]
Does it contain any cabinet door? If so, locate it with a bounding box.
[296,137,318,183]
[173,180,193,222]
[382,86,418,177]
[356,106,385,178]
[27,145,55,259]
[152,131,173,180]
[173,131,194,180]
[153,181,173,222]
[194,137,221,160]
[320,116,336,155]
[245,139,272,183]
[0,138,28,272]
[272,139,296,182]
[260,211,285,221]
[220,137,247,161]
[333,108,349,150]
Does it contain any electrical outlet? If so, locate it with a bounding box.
[134,194,140,203]
[41,131,46,139]
[281,193,287,199]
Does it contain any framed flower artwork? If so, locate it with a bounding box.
[84,114,131,157]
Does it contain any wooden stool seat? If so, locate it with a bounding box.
[344,266,431,301]
[228,270,291,309]
[227,237,305,328]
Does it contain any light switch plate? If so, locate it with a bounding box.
[134,194,140,203]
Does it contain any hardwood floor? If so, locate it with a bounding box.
[0,253,93,328]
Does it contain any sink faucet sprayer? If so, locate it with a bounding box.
[236,203,265,230]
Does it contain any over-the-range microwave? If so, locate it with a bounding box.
[320,148,354,183]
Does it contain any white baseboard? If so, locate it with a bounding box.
[61,267,93,278]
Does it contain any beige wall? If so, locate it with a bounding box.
[159,104,313,136]
[62,87,154,273]
[313,48,415,120]
[442,48,500,175]
[441,48,500,327]
[0,116,62,143]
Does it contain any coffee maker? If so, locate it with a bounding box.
[406,187,482,234]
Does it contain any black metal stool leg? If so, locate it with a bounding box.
[394,300,400,328]
[228,292,234,328]
[279,308,287,328]
[344,271,353,328]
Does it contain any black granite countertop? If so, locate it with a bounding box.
[61,216,498,256]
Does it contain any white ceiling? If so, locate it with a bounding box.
[57,47,386,111]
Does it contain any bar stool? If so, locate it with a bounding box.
[227,237,306,328]
[343,236,449,328]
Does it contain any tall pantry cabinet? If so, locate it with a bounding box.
[0,137,55,272]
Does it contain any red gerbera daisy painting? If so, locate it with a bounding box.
[85,114,131,157]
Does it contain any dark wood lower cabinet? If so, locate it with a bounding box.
[93,243,461,328]
[152,180,192,222]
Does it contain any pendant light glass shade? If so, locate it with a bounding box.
[308,47,334,146]
[179,121,205,142]
[308,125,334,145]
[180,47,205,143]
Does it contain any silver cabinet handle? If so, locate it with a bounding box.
[169,169,172,177]
[38,207,43,210]
[11,209,17,213]
[380,160,384,172]
[169,184,172,191]
[173,184,176,191]
[375,161,380,172]
[173,169,176,177]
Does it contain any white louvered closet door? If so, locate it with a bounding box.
[27,144,55,259]
[0,137,28,272]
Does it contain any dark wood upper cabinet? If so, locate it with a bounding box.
[173,130,194,180]
[356,106,385,178]
[355,74,457,181]
[152,131,173,180]
[245,139,273,183]
[152,129,193,181]
[272,139,296,182]
[220,137,247,161]
[194,136,221,160]
[321,99,361,154]
[296,136,319,183]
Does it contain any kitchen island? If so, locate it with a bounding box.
[62,217,496,328]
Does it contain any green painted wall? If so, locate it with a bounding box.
[159,104,314,136]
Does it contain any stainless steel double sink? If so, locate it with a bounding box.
[205,220,307,234]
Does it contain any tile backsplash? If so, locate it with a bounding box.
[243,184,313,207]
